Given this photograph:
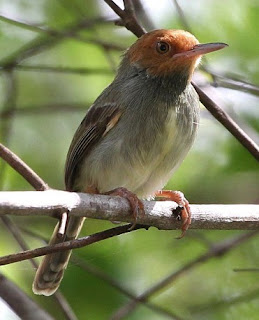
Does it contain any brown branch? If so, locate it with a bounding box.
[0,15,124,53]
[0,273,55,320]
[0,71,17,143]
[1,216,78,320]
[104,0,259,162]
[104,0,145,37]
[233,268,259,272]
[71,255,182,320]
[131,0,156,31]
[0,143,49,191]
[202,66,259,97]
[21,226,181,320]
[110,230,259,319]
[12,64,114,75]
[193,83,259,161]
[0,71,17,189]
[172,0,192,32]
[0,102,89,118]
[189,286,259,314]
[0,15,113,68]
[0,224,147,266]
[0,146,77,319]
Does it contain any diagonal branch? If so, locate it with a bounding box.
[0,273,55,320]
[0,15,116,68]
[0,224,147,266]
[104,0,145,37]
[1,216,78,320]
[110,230,259,319]
[0,144,77,319]
[192,83,259,161]
[21,227,182,320]
[0,143,49,191]
[103,0,259,162]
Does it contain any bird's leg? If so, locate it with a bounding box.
[155,190,191,238]
[104,187,145,230]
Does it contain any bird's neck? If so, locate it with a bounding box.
[116,56,192,100]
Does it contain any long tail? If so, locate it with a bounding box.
[32,216,85,296]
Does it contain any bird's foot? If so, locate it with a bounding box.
[155,190,191,238]
[104,187,145,230]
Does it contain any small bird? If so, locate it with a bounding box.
[33,29,227,296]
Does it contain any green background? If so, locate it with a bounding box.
[0,0,258,319]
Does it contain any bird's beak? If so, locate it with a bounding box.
[173,42,228,59]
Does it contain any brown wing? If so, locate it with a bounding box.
[65,103,122,191]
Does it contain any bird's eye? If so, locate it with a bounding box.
[156,41,170,54]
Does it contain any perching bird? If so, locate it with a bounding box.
[33,29,227,296]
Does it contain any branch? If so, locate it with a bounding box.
[0,190,258,230]
[12,64,114,75]
[104,0,145,37]
[0,102,89,118]
[111,230,259,319]
[0,273,55,320]
[201,66,259,97]
[103,0,259,162]
[192,83,259,161]
[0,15,124,52]
[0,224,146,266]
[0,15,115,68]
[0,147,77,319]
[21,227,181,320]
[1,216,78,320]
[0,143,48,191]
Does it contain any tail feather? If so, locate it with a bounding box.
[32,217,85,296]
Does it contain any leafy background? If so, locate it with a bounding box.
[0,0,258,319]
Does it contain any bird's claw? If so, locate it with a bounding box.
[105,187,145,230]
[155,190,191,238]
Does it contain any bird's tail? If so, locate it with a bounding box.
[32,216,85,296]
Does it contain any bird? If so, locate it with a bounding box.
[33,29,227,296]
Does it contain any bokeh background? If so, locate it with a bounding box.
[0,0,258,319]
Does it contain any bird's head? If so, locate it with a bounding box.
[127,29,227,80]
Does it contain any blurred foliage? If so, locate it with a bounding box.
[0,0,258,319]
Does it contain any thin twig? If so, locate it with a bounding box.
[72,255,183,320]
[1,216,38,268]
[0,273,55,320]
[0,103,89,118]
[189,286,259,314]
[131,0,156,31]
[0,14,124,54]
[233,268,259,272]
[193,83,259,161]
[172,0,192,32]
[104,0,146,37]
[202,66,259,96]
[0,224,148,266]
[20,226,183,320]
[1,216,78,320]
[104,0,259,163]
[10,64,113,75]
[0,71,17,189]
[0,143,49,191]
[0,16,113,67]
[110,230,259,319]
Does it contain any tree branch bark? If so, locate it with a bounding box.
[103,0,259,162]
[0,190,258,230]
[0,273,55,320]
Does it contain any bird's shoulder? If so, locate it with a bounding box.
[65,102,123,190]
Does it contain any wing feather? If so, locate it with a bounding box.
[65,103,122,191]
